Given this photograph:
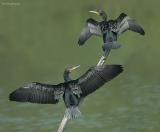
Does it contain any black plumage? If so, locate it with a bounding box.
[9,82,64,104]
[78,10,145,56]
[9,65,123,108]
[78,65,123,97]
[78,18,101,45]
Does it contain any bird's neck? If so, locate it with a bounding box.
[63,71,71,82]
[102,16,107,21]
[103,18,107,21]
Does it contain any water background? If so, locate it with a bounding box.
[0,0,160,132]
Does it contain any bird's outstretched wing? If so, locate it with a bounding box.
[110,13,145,35]
[9,82,65,104]
[78,18,102,45]
[77,65,123,97]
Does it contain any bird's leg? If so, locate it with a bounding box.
[104,51,110,59]
[99,44,111,66]
[97,48,111,66]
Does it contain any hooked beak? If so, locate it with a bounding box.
[89,10,100,16]
[68,65,80,72]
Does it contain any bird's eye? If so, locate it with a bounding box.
[100,12,103,16]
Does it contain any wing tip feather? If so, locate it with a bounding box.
[140,29,145,35]
[78,40,84,45]
[102,64,123,80]
[110,64,123,76]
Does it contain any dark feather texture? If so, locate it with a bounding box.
[78,18,102,45]
[112,13,145,35]
[78,12,145,46]
[9,82,64,104]
[9,65,123,105]
[77,65,123,97]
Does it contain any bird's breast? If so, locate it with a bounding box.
[103,31,117,43]
[99,21,109,33]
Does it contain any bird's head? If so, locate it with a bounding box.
[64,65,80,82]
[89,9,107,21]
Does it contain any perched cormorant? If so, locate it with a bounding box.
[9,64,123,119]
[78,9,145,58]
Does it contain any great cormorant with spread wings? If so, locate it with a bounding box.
[78,9,145,62]
[9,64,123,117]
[9,64,123,131]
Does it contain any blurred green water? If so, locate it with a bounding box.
[0,0,160,132]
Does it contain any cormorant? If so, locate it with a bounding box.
[78,9,145,61]
[9,64,123,131]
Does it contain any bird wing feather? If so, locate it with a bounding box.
[9,82,65,104]
[111,13,145,35]
[77,65,123,97]
[78,18,102,45]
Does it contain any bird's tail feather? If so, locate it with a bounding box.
[64,107,81,119]
[104,42,121,49]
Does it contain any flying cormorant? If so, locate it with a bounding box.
[78,9,145,63]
